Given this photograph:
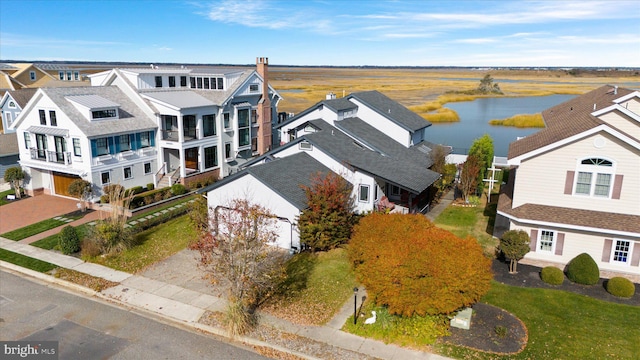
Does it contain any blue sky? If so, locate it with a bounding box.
[1,0,639,67]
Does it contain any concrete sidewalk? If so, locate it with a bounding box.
[0,237,450,360]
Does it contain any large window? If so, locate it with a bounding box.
[203,114,216,137]
[180,76,187,87]
[612,240,630,264]
[24,132,31,149]
[140,131,151,148]
[49,111,57,126]
[359,184,370,202]
[39,110,46,125]
[223,113,230,129]
[73,138,81,156]
[155,76,163,88]
[205,146,218,169]
[119,135,131,152]
[96,138,109,156]
[539,230,555,252]
[92,109,117,119]
[574,158,614,198]
[238,109,250,147]
[168,76,176,87]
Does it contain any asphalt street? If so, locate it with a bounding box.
[0,270,269,360]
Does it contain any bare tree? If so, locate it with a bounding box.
[458,154,481,202]
[191,198,288,336]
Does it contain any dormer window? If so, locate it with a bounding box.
[155,76,163,88]
[249,84,259,92]
[92,109,118,119]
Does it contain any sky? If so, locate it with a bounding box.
[1,0,639,67]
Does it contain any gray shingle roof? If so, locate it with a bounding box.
[348,90,430,132]
[323,98,357,112]
[5,88,37,108]
[304,120,439,193]
[141,91,215,109]
[40,86,157,137]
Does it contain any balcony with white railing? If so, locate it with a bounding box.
[91,147,157,166]
[29,148,72,165]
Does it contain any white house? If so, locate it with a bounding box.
[496,85,640,278]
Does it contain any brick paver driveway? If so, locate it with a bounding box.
[0,195,80,234]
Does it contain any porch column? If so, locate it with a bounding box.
[178,116,184,142]
[178,147,186,177]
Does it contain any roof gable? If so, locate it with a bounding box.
[348,90,430,132]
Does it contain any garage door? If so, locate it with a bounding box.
[53,172,81,197]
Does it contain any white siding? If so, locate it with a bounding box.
[348,98,411,147]
[619,97,640,115]
[513,132,640,215]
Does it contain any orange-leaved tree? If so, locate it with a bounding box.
[298,171,356,252]
[349,213,492,316]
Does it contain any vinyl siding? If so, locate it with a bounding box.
[598,111,640,140]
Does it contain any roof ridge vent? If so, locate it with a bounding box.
[593,103,596,111]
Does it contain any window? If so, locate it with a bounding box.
[59,71,64,80]
[168,76,176,87]
[73,138,81,156]
[39,110,46,125]
[223,113,230,129]
[203,114,216,137]
[123,167,132,180]
[24,132,31,149]
[204,146,218,168]
[4,112,11,126]
[539,230,555,252]
[612,240,631,264]
[155,76,163,88]
[210,77,217,89]
[196,77,203,89]
[30,71,36,81]
[249,84,259,92]
[67,71,72,81]
[144,162,152,174]
[8,101,16,108]
[238,109,250,147]
[49,111,57,126]
[74,71,79,81]
[180,76,187,87]
[359,184,370,202]
[574,158,614,198]
[225,142,232,160]
[217,78,224,90]
[390,185,401,196]
[119,134,131,152]
[190,77,196,88]
[96,138,109,156]
[101,171,110,185]
[92,109,117,119]
[140,131,151,148]
[299,141,312,150]
[204,77,210,89]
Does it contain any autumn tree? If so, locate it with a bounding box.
[499,230,530,273]
[187,194,209,236]
[468,134,494,194]
[297,172,356,252]
[68,179,92,212]
[349,213,492,316]
[191,198,289,336]
[458,154,481,202]
[4,166,25,199]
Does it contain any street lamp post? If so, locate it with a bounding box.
[353,287,358,325]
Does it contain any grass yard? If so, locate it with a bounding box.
[1,218,69,241]
[436,282,640,359]
[0,248,58,272]
[0,189,17,206]
[31,224,89,250]
[87,215,195,273]
[433,201,498,256]
[128,194,194,222]
[262,247,357,326]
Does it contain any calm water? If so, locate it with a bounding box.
[426,95,576,157]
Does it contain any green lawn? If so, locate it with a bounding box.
[87,215,196,273]
[0,189,17,206]
[0,248,58,272]
[31,224,89,250]
[433,201,498,255]
[263,247,357,326]
[1,218,68,241]
[128,195,194,222]
[436,282,640,359]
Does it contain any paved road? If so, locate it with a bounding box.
[0,270,269,360]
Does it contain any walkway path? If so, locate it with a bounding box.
[425,188,455,222]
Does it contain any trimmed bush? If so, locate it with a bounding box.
[606,277,636,298]
[146,183,155,191]
[130,187,172,209]
[566,253,600,285]
[58,226,80,255]
[125,186,144,197]
[540,266,564,285]
[171,183,187,196]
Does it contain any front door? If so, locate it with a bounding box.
[54,136,66,163]
[185,147,199,171]
[36,134,47,159]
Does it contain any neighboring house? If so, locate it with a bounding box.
[203,90,442,251]
[2,63,55,89]
[89,57,281,186]
[1,88,37,134]
[12,86,158,197]
[0,133,19,181]
[496,85,640,278]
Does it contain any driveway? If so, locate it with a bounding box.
[0,195,80,234]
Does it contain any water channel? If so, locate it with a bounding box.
[426,94,576,157]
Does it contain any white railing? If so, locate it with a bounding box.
[170,166,181,185]
[154,162,166,188]
[29,148,72,165]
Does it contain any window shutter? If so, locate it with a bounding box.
[530,229,538,252]
[564,171,575,195]
[602,239,613,262]
[135,133,141,149]
[108,137,115,154]
[150,131,155,147]
[612,175,623,199]
[631,243,640,267]
[114,136,121,153]
[555,233,565,255]
[130,134,136,150]
[90,139,98,157]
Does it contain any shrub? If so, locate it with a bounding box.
[540,266,564,285]
[171,183,187,195]
[125,186,144,197]
[499,230,530,273]
[349,213,492,316]
[85,220,133,256]
[58,226,80,255]
[566,253,600,285]
[606,277,636,298]
[101,184,124,203]
[146,183,155,191]
[130,188,172,208]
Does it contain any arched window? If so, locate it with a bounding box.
[574,158,614,197]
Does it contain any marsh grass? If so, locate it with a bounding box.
[490,113,545,128]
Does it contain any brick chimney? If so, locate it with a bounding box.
[256,57,272,155]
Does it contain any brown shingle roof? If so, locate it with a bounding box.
[508,85,635,159]
[0,133,19,156]
[7,88,37,108]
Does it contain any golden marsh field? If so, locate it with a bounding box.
[269,67,640,125]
